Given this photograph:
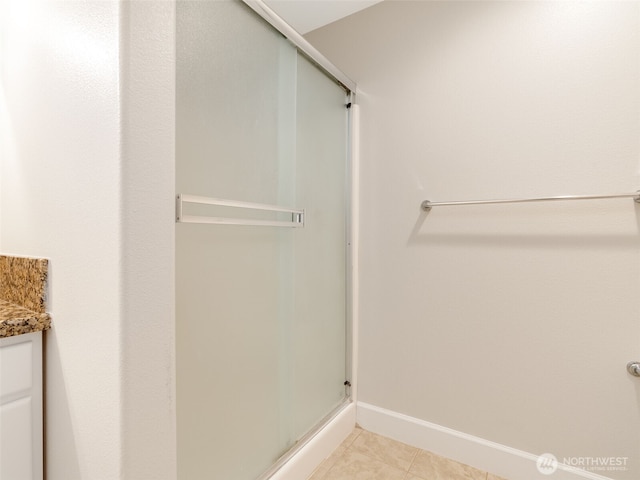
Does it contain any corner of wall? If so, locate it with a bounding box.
[119,1,177,478]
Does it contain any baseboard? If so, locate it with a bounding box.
[356,402,615,480]
[268,402,356,480]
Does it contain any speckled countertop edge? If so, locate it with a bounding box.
[0,299,51,338]
[0,255,51,338]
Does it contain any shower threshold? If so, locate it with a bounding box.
[257,398,353,480]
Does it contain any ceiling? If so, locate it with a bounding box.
[264,0,383,35]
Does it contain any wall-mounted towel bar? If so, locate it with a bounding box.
[421,191,640,211]
[176,194,305,227]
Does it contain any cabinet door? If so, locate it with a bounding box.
[0,332,43,480]
[0,397,33,480]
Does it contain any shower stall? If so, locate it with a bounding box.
[175,1,356,478]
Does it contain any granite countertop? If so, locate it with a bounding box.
[0,299,50,338]
[0,256,51,338]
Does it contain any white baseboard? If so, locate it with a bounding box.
[269,402,356,480]
[356,402,615,480]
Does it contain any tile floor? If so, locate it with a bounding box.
[307,426,507,480]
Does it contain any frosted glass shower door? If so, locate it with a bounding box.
[176,2,350,480]
[289,53,348,441]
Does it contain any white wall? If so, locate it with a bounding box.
[308,2,640,479]
[120,2,176,478]
[264,0,383,34]
[1,2,123,478]
[0,1,175,479]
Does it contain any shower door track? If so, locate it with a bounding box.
[242,0,357,93]
[256,399,353,480]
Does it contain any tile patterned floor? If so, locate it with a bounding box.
[307,427,508,480]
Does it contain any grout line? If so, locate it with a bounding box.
[406,446,420,475]
[306,427,361,480]
[351,429,422,476]
[345,427,363,448]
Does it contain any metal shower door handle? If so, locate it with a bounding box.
[627,361,640,377]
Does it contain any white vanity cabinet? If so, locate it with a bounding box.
[0,332,43,480]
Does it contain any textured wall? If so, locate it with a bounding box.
[1,2,123,478]
[0,1,176,478]
[308,2,640,478]
[120,2,176,478]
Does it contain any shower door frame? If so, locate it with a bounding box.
[243,0,357,93]
[239,1,358,478]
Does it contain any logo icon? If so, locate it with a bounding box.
[537,453,559,475]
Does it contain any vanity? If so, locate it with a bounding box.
[0,256,50,480]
